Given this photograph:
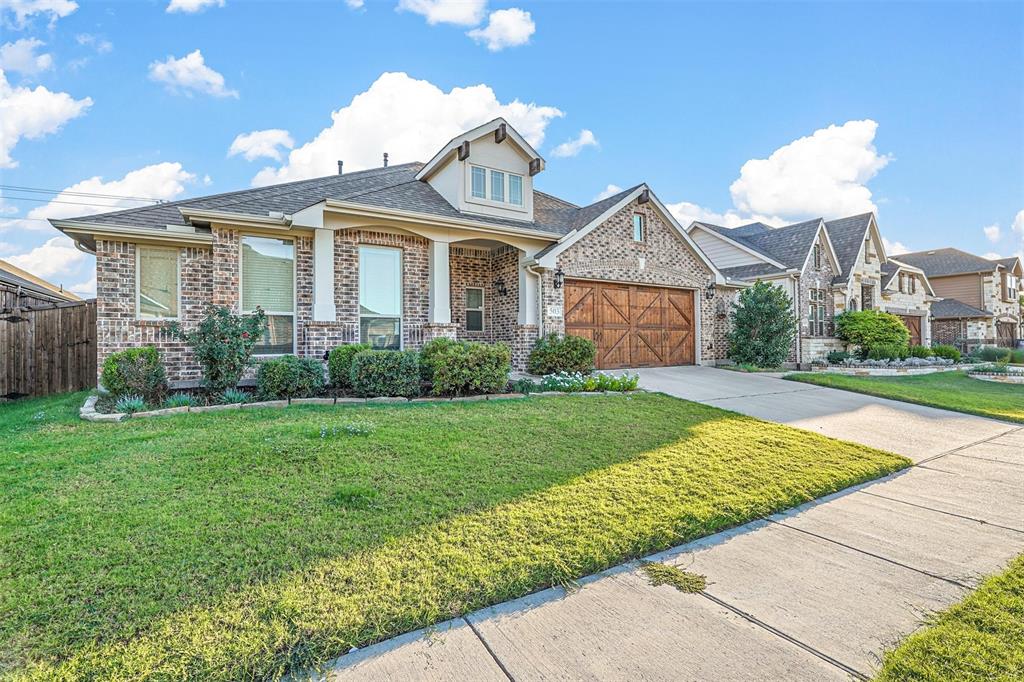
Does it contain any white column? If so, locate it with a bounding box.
[518,252,538,325]
[428,240,451,324]
[313,228,336,322]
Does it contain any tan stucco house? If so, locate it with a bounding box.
[896,249,1021,349]
[52,119,745,384]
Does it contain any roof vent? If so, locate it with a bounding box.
[383,152,389,168]
[337,160,343,175]
[927,250,936,255]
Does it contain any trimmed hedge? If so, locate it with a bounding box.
[419,337,463,382]
[256,355,325,400]
[327,343,370,389]
[430,341,511,396]
[350,350,421,398]
[527,334,595,375]
[834,310,910,358]
[100,346,168,404]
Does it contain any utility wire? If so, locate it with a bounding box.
[1,196,156,209]
[0,184,164,203]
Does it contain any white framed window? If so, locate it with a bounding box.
[465,287,485,332]
[467,164,524,208]
[808,288,826,336]
[136,246,180,320]
[632,214,645,241]
[240,235,295,355]
[359,245,402,350]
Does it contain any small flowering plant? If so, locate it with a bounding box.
[539,370,639,393]
[169,305,267,393]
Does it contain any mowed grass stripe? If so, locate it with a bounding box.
[1,392,908,680]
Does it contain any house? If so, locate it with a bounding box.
[878,258,936,346]
[895,249,1021,349]
[687,212,934,362]
[0,259,82,309]
[51,118,741,384]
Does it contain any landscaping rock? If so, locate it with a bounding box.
[85,412,126,422]
[452,395,490,402]
[535,391,565,397]
[131,406,189,418]
[335,397,367,404]
[291,398,336,405]
[487,393,527,400]
[190,403,241,413]
[410,397,448,403]
[241,400,288,409]
[367,396,408,403]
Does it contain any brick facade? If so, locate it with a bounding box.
[797,233,839,363]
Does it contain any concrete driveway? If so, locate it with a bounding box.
[315,367,1022,681]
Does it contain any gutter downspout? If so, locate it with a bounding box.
[525,263,545,337]
[792,273,802,366]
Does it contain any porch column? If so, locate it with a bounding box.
[428,240,451,324]
[313,228,336,322]
[518,252,538,326]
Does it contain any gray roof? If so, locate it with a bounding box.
[896,248,999,277]
[701,218,823,270]
[930,297,992,319]
[719,263,788,280]
[823,213,874,285]
[992,256,1022,274]
[54,162,628,242]
[880,261,900,289]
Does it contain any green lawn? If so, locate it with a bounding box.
[786,371,1024,424]
[875,553,1024,682]
[0,391,908,680]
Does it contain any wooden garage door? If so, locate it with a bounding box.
[899,315,922,346]
[564,280,695,369]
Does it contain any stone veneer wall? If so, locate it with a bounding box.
[796,234,838,362]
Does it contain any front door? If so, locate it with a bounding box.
[899,315,922,346]
[564,280,695,369]
[996,321,1016,348]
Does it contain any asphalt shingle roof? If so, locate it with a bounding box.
[930,298,992,319]
[55,163,630,241]
[700,218,823,270]
[896,248,999,278]
[719,263,789,280]
[822,213,873,285]
[992,256,1022,274]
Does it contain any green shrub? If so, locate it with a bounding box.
[114,394,146,414]
[727,281,796,368]
[327,343,370,389]
[930,344,961,362]
[908,345,934,359]
[1013,349,1024,364]
[419,337,464,382]
[100,347,168,404]
[826,350,851,365]
[350,350,421,398]
[866,344,909,361]
[164,393,196,408]
[429,341,511,396]
[527,334,596,375]
[973,346,1012,363]
[510,378,537,394]
[834,310,910,359]
[169,305,267,393]
[220,388,252,405]
[256,355,325,400]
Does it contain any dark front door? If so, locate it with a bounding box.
[899,315,922,346]
[996,321,1016,348]
[564,280,695,369]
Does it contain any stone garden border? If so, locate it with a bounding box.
[79,390,643,423]
[967,372,1024,385]
[810,364,976,377]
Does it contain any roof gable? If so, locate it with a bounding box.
[414,118,543,182]
[897,247,999,277]
[822,213,876,284]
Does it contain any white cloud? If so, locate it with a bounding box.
[166,0,224,13]
[982,251,1003,260]
[75,33,112,54]
[19,162,196,222]
[594,184,622,201]
[0,69,92,168]
[148,49,238,98]
[398,0,485,26]
[228,128,294,161]
[666,201,768,229]
[0,0,77,27]
[345,0,364,8]
[7,235,86,279]
[983,223,1001,243]
[0,240,16,254]
[467,8,535,51]
[550,129,597,158]
[1013,210,1024,235]
[883,237,909,256]
[68,273,95,296]
[252,71,563,186]
[729,119,892,220]
[0,38,53,75]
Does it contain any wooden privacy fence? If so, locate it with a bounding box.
[1,299,97,398]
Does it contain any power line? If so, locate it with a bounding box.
[0,184,164,203]
[1,195,154,209]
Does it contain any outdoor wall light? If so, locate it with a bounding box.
[705,281,716,301]
[553,266,565,289]
[493,277,509,297]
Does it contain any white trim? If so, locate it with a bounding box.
[358,244,404,350]
[464,163,527,213]
[883,258,937,297]
[465,286,485,332]
[533,185,729,284]
[239,234,297,357]
[180,207,290,228]
[415,117,544,182]
[798,221,843,277]
[686,221,789,271]
[135,245,181,321]
[53,220,213,246]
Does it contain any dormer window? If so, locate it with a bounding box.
[468,164,524,208]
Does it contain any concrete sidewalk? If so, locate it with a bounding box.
[317,367,1022,681]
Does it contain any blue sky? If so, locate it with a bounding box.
[1,0,1021,295]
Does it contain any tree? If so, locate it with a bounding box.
[727,281,796,367]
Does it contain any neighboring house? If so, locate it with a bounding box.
[52,118,740,384]
[879,258,936,346]
[0,259,82,309]
[688,213,931,363]
[896,249,1021,349]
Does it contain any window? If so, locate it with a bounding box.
[909,275,917,295]
[359,246,402,350]
[898,273,905,293]
[813,244,822,269]
[471,166,486,199]
[861,284,874,310]
[137,247,179,319]
[465,287,485,332]
[468,165,524,207]
[508,174,523,206]
[633,214,645,241]
[808,288,826,336]
[864,238,871,264]
[241,236,295,355]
